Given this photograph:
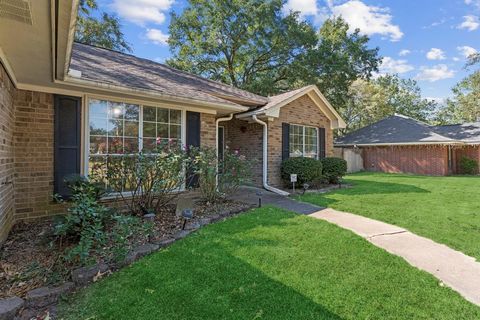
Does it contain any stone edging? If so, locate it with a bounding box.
[0,204,256,320]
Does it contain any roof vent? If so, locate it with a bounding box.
[0,0,33,25]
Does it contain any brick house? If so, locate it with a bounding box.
[0,0,345,242]
[335,114,480,175]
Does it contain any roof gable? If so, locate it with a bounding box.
[238,85,346,129]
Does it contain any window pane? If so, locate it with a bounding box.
[143,122,156,138]
[124,121,139,137]
[108,137,123,154]
[89,156,107,181]
[108,120,123,137]
[170,124,181,139]
[90,136,107,154]
[124,104,139,120]
[90,118,108,136]
[109,102,124,119]
[157,108,168,123]
[89,100,108,118]
[170,109,181,124]
[143,106,156,122]
[157,123,168,138]
[142,138,156,152]
[124,138,139,153]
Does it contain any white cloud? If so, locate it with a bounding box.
[145,29,169,45]
[399,49,411,56]
[284,0,320,18]
[458,15,480,31]
[465,0,480,9]
[457,45,478,58]
[111,0,174,26]
[329,0,403,41]
[416,64,455,82]
[379,57,414,74]
[426,48,446,60]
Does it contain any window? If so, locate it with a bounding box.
[87,99,183,181]
[289,124,318,158]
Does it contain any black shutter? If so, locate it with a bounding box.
[54,95,81,198]
[282,123,290,161]
[186,111,201,187]
[319,127,326,159]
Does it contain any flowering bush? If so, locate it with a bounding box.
[192,147,253,202]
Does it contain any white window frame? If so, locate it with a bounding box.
[289,123,319,159]
[83,96,188,179]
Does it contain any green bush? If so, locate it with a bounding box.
[459,156,478,175]
[321,157,347,184]
[281,157,323,186]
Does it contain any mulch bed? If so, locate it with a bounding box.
[0,199,250,300]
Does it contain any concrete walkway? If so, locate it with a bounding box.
[310,208,480,307]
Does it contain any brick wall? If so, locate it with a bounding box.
[13,90,63,221]
[0,64,15,242]
[363,145,449,175]
[453,146,480,174]
[267,95,333,187]
[224,118,263,187]
[200,113,216,148]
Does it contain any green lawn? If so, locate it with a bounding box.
[59,207,480,319]
[297,172,480,260]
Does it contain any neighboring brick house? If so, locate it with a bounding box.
[335,114,480,176]
[0,0,345,242]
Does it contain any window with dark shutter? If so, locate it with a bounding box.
[319,127,326,159]
[54,95,82,198]
[282,123,290,161]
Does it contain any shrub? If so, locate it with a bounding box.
[191,147,254,203]
[459,156,478,175]
[281,157,323,186]
[97,141,192,215]
[54,175,153,265]
[54,175,113,265]
[321,157,347,184]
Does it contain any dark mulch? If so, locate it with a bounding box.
[0,199,250,299]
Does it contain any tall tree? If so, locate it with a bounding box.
[435,55,480,124]
[343,74,437,133]
[75,0,131,53]
[305,17,381,112]
[167,0,317,95]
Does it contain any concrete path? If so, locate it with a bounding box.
[310,208,480,307]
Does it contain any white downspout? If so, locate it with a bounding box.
[216,114,234,186]
[252,115,290,196]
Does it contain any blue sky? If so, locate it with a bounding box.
[96,0,480,102]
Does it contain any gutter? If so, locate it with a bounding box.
[252,115,290,196]
[215,114,234,187]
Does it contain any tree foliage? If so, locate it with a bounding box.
[435,56,480,124]
[343,74,437,132]
[75,0,131,52]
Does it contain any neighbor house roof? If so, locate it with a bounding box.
[237,85,346,129]
[434,123,480,143]
[68,43,268,108]
[335,114,459,146]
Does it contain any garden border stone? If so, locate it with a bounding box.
[25,282,74,309]
[0,296,24,320]
[71,263,109,285]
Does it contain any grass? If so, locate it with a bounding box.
[58,207,480,319]
[297,172,480,260]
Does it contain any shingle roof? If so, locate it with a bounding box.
[69,43,268,107]
[434,123,480,143]
[335,114,458,146]
[247,86,311,115]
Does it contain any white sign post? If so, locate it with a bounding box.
[290,174,297,193]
